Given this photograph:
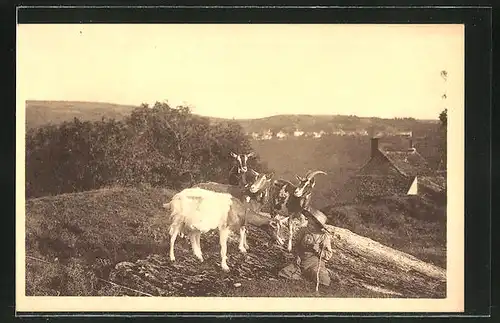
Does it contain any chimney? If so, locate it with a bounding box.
[371,137,379,157]
[408,132,415,151]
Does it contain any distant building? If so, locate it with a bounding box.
[312,131,322,139]
[276,131,287,140]
[335,136,446,204]
[398,131,413,137]
[260,129,273,140]
[250,132,260,140]
[293,130,305,137]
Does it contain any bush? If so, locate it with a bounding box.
[26,102,268,198]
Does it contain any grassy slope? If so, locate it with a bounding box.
[25,186,175,295]
[322,196,447,268]
[25,186,446,297]
[25,100,138,129]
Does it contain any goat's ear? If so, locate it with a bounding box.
[266,172,275,180]
[230,151,238,158]
[250,169,259,176]
[310,178,316,187]
[296,175,304,182]
[247,152,255,158]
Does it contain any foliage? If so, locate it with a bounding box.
[439,109,447,128]
[26,102,267,198]
[438,108,447,168]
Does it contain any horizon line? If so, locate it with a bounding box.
[25,99,441,122]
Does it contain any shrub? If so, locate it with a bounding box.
[25,102,268,198]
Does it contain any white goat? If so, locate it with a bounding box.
[164,187,280,272]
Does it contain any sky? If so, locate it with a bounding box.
[17,24,464,120]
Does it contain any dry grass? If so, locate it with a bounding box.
[25,186,446,297]
[322,195,446,268]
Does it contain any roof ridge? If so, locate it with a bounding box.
[379,150,410,177]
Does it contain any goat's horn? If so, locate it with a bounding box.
[306,170,327,179]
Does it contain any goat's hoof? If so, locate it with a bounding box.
[196,256,204,262]
[239,247,247,254]
[243,243,249,250]
[170,256,176,262]
[222,265,230,272]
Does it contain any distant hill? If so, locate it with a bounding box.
[25,100,138,129]
[25,100,439,137]
[233,114,439,137]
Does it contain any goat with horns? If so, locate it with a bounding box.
[269,170,327,252]
[228,151,257,188]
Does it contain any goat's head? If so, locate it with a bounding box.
[230,151,255,173]
[270,180,293,211]
[247,170,274,194]
[293,170,327,198]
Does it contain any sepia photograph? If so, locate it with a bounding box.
[16,22,465,313]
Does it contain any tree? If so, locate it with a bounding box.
[438,70,448,170]
[439,108,447,129]
[25,100,269,197]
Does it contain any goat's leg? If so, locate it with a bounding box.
[219,227,231,272]
[238,226,247,253]
[195,231,203,260]
[189,232,204,262]
[169,225,180,262]
[195,232,204,262]
[243,226,249,250]
[287,217,294,252]
[242,205,249,250]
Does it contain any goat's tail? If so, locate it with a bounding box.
[163,202,171,210]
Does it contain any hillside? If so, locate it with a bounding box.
[25,100,440,137]
[25,100,138,129]
[25,186,446,297]
[232,114,439,136]
[322,195,446,268]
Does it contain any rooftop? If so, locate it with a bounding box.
[381,149,435,178]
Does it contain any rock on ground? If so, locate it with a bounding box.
[106,224,446,298]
